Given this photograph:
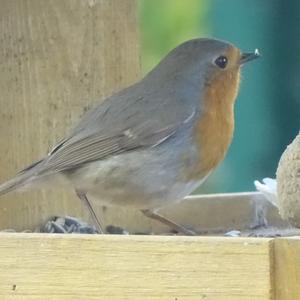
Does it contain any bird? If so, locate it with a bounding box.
[0,38,260,235]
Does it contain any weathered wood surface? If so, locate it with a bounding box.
[0,0,140,230]
[274,237,300,300]
[101,192,286,235]
[0,234,273,300]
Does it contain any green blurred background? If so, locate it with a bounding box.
[139,0,300,193]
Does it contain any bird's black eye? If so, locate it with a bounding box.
[214,56,228,69]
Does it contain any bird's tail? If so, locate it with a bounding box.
[0,159,44,196]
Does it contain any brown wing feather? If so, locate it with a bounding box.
[42,124,178,172]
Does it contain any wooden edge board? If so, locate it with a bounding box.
[0,233,273,300]
[185,191,264,200]
[273,237,300,300]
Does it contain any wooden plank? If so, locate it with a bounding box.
[0,234,273,300]
[274,237,300,300]
[101,192,286,235]
[0,0,140,231]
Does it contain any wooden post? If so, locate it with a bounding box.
[0,0,139,230]
[274,238,300,299]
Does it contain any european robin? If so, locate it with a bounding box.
[0,38,260,234]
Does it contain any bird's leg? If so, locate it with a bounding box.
[75,190,105,234]
[141,209,196,236]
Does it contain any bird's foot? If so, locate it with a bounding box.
[75,190,105,233]
[141,209,196,236]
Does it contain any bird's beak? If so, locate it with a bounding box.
[240,49,260,64]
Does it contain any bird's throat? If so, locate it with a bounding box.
[186,69,241,181]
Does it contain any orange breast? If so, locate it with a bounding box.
[185,68,241,181]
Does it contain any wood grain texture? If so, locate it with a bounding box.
[100,192,286,235]
[0,0,139,230]
[274,237,300,300]
[0,234,273,300]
